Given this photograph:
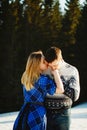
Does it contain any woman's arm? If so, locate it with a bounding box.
[52,70,64,94]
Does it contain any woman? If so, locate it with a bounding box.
[13,51,61,130]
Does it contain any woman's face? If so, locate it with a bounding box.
[39,57,48,72]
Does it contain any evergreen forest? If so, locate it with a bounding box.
[0,0,87,113]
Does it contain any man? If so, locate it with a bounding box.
[44,46,80,130]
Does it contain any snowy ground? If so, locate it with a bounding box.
[0,102,87,130]
[70,102,87,130]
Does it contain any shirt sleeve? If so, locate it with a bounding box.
[46,76,56,95]
[63,68,80,101]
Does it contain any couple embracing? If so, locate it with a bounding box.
[13,46,80,130]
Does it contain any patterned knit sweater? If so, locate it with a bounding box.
[45,60,80,103]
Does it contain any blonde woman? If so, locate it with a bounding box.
[13,51,63,130]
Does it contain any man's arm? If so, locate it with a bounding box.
[63,68,80,102]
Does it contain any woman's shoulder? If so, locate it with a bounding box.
[37,74,52,84]
[40,74,51,80]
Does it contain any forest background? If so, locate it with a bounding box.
[0,0,87,113]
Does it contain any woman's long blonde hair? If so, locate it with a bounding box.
[21,51,43,91]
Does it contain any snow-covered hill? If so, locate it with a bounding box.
[0,102,87,130]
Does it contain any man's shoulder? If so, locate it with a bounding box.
[59,61,79,77]
[64,62,78,72]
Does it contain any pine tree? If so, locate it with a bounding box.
[0,0,23,113]
[61,0,81,46]
[49,1,62,44]
[76,0,87,50]
[21,0,62,50]
[39,0,62,47]
[76,0,87,102]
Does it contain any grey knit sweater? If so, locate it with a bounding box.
[45,61,80,102]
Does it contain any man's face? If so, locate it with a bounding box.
[48,59,62,70]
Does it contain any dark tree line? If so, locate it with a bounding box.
[0,0,87,113]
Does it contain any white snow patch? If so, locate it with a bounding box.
[0,102,87,130]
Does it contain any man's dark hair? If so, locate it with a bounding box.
[45,46,61,63]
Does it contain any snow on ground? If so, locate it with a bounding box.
[0,102,87,130]
[70,102,87,130]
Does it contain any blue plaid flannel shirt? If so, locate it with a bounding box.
[13,74,56,130]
